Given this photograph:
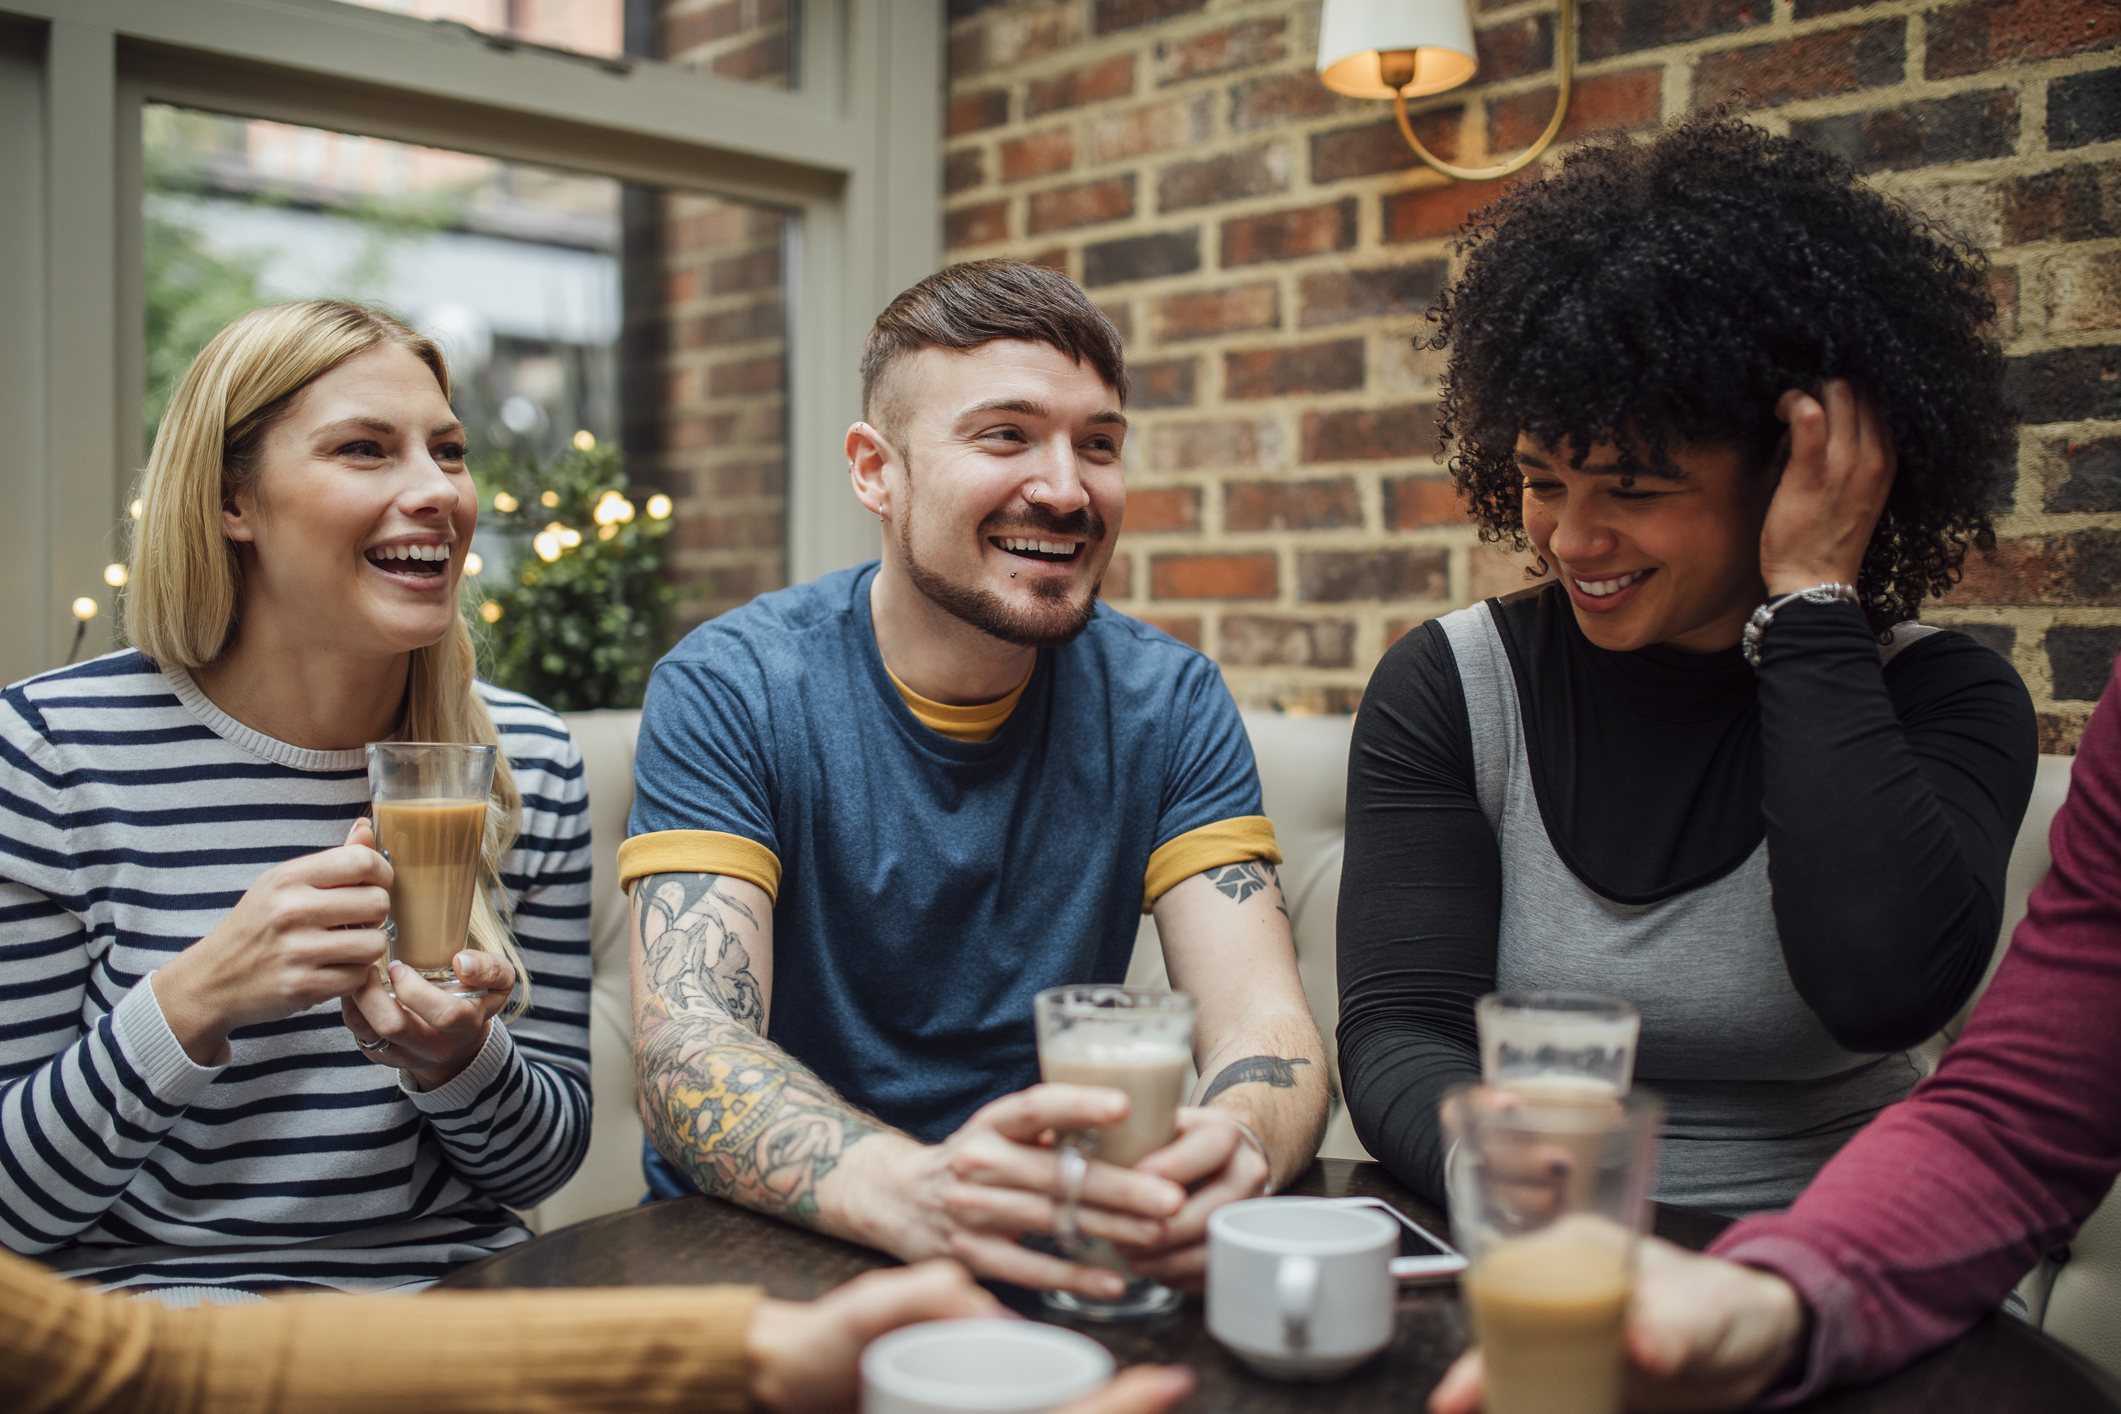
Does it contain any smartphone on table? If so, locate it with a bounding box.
[1318,1196,1468,1281]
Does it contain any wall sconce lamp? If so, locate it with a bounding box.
[1316,0,1575,182]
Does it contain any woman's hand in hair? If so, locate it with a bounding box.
[341,947,515,1091]
[152,817,393,1068]
[1759,380,1897,598]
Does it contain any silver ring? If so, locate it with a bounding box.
[1052,1144,1089,1256]
[356,1035,391,1054]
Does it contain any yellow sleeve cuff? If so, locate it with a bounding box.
[1142,816,1282,912]
[618,830,782,904]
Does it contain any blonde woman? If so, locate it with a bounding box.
[0,300,591,1298]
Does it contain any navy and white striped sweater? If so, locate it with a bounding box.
[0,651,591,1295]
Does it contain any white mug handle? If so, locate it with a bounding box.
[1276,1254,1320,1352]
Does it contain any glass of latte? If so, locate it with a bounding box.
[366,742,497,1000]
[1033,984,1196,1322]
[1442,1083,1663,1414]
[1477,991,1640,1101]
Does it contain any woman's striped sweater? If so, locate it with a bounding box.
[0,651,592,1295]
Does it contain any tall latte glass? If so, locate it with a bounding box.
[1033,985,1196,1322]
[1476,991,1640,1102]
[1442,1083,1662,1414]
[366,742,496,1000]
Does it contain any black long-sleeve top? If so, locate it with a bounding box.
[1336,584,2038,1205]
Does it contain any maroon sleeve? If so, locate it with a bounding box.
[1708,664,2121,1402]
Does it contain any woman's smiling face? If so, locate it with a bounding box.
[224,342,476,660]
[1518,434,1778,654]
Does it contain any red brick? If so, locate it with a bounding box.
[2006,345,2121,422]
[1147,418,1282,471]
[1299,264,1448,329]
[1490,68,1663,153]
[712,459,784,498]
[1154,18,1286,85]
[683,301,784,349]
[952,7,1085,78]
[2046,250,2121,333]
[945,148,985,195]
[663,0,742,53]
[1028,55,1137,117]
[1225,340,1365,400]
[1476,15,1555,82]
[1384,476,1467,528]
[708,356,781,397]
[1693,21,1905,109]
[1581,0,1762,62]
[1302,405,1438,461]
[1299,547,1449,602]
[1225,478,1363,532]
[1310,112,1462,183]
[1159,145,1290,213]
[1150,283,1280,342]
[1469,540,1552,599]
[1000,129,1075,182]
[1926,0,2121,81]
[948,89,1010,136]
[1028,176,1136,234]
[1944,530,2121,606]
[1124,486,1203,532]
[1220,615,1356,668]
[1229,73,1367,133]
[1989,265,2020,341]
[1152,551,1278,600]
[1100,553,1134,599]
[2039,714,2089,755]
[1384,618,1427,650]
[945,201,1010,249]
[1383,179,1516,243]
[1097,299,1134,344]
[2003,161,2121,244]
[709,249,780,294]
[1131,357,1198,407]
[671,414,738,451]
[665,270,697,305]
[2052,68,2121,151]
[1789,90,2018,174]
[1086,97,1213,163]
[711,33,789,82]
[1097,0,1208,37]
[1027,246,1071,274]
[1221,199,1358,267]
[674,511,782,551]
[2046,437,2121,513]
[1141,615,1204,648]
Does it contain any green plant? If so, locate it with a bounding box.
[468,440,675,712]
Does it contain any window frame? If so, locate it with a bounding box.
[0,0,938,680]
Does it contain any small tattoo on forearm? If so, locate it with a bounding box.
[1205,862,1289,918]
[1201,1055,1312,1107]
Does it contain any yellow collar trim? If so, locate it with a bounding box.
[886,659,1036,743]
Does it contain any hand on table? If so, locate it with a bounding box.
[1759,379,1897,598]
[341,948,515,1092]
[1118,1106,1274,1291]
[858,1084,1188,1301]
[744,1258,1197,1414]
[1427,1236,1808,1414]
[151,817,393,1067]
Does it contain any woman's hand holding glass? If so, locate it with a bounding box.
[152,817,394,1067]
[1760,379,1898,596]
[342,948,514,1091]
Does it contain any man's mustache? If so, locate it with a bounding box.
[981,507,1107,542]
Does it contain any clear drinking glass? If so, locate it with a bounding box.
[1476,991,1640,1098]
[366,742,497,1000]
[1033,985,1197,1322]
[1442,1083,1664,1414]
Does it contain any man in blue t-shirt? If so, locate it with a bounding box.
[621,259,1327,1299]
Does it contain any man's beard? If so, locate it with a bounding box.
[898,471,1107,649]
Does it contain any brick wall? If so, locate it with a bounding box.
[943,0,2121,740]
[635,1,793,631]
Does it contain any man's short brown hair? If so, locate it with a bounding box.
[861,260,1128,433]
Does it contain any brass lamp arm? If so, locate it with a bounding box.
[1391,0,1575,183]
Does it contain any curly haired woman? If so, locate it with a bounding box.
[1335,113,2038,1217]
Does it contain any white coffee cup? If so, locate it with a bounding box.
[1206,1197,1398,1381]
[861,1318,1116,1414]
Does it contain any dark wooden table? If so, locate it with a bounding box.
[442,1159,2121,1412]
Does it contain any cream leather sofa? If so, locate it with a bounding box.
[519,711,2117,1380]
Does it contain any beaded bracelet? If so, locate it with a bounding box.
[1741,582,1859,668]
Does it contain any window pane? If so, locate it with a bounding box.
[327,0,624,62]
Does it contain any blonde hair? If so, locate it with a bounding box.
[129,300,531,1018]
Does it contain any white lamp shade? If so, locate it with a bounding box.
[1316,0,1478,99]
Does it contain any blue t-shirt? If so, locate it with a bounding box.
[627,563,1267,1192]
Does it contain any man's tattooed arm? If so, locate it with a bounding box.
[1199,1055,1313,1107]
[632,871,886,1227]
[1204,861,1290,919]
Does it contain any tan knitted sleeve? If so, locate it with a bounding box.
[0,1249,761,1414]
